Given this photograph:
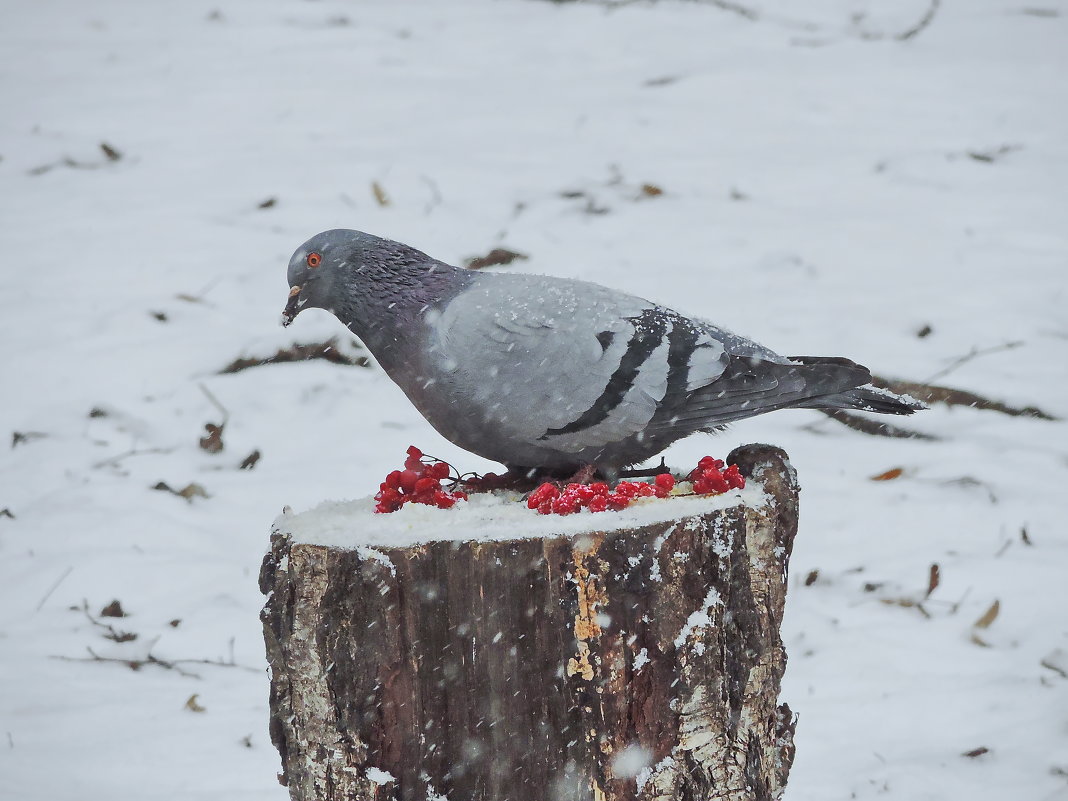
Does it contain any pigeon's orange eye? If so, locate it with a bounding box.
[306,252,322,268]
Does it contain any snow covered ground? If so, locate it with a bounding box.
[2,0,1066,799]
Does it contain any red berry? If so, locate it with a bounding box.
[429,462,451,480]
[414,477,439,494]
[399,470,420,493]
[702,473,730,494]
[724,464,745,489]
[551,494,580,515]
[432,491,456,509]
[527,482,559,509]
[385,470,404,490]
[537,499,553,515]
[654,473,675,491]
[575,485,596,503]
[615,482,640,498]
[606,493,629,511]
[406,446,423,460]
[589,482,609,496]
[587,495,608,513]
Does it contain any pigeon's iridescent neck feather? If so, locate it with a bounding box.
[331,240,472,368]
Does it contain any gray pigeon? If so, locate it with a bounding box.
[282,229,923,475]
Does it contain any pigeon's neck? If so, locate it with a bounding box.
[334,253,469,368]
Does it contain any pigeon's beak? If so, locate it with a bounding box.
[281,285,303,327]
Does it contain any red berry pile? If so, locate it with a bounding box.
[526,456,745,516]
[374,449,745,516]
[686,456,745,494]
[527,473,677,515]
[374,446,468,514]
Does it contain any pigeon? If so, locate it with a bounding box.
[282,229,923,475]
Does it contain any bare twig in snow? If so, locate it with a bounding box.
[51,639,258,680]
[965,144,1022,163]
[219,337,369,373]
[896,0,941,40]
[853,0,941,42]
[869,374,1057,420]
[198,383,229,453]
[420,175,442,215]
[199,383,229,424]
[175,277,221,305]
[708,0,758,20]
[1041,651,1068,679]
[80,600,137,642]
[922,340,1023,383]
[28,142,124,175]
[93,447,176,469]
[35,566,74,611]
[465,248,529,270]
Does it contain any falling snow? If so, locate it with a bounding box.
[1,2,1065,800]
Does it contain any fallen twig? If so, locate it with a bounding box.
[922,340,1023,383]
[28,142,124,175]
[198,383,229,453]
[869,375,1056,420]
[896,0,941,40]
[219,337,369,373]
[465,248,529,270]
[79,599,137,643]
[51,640,258,680]
[92,447,176,469]
[35,567,74,612]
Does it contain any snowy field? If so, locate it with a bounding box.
[2,0,1066,799]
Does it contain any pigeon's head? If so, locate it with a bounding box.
[282,229,380,327]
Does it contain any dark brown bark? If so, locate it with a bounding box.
[261,444,798,801]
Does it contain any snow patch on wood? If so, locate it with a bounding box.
[275,484,766,548]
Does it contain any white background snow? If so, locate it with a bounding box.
[2,1,1066,799]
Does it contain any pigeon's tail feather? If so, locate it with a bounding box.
[787,356,925,415]
[648,355,872,434]
[801,384,926,415]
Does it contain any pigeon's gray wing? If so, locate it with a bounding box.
[430,274,731,456]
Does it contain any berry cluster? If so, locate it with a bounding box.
[374,446,468,514]
[527,473,677,515]
[686,456,745,494]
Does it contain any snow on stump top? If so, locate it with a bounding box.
[260,443,799,801]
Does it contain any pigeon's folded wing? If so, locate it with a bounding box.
[432,274,729,454]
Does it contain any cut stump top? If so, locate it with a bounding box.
[273,447,789,550]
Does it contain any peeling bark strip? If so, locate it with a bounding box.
[261,444,798,801]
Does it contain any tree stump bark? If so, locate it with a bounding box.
[260,444,799,801]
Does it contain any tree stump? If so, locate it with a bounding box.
[260,444,799,801]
